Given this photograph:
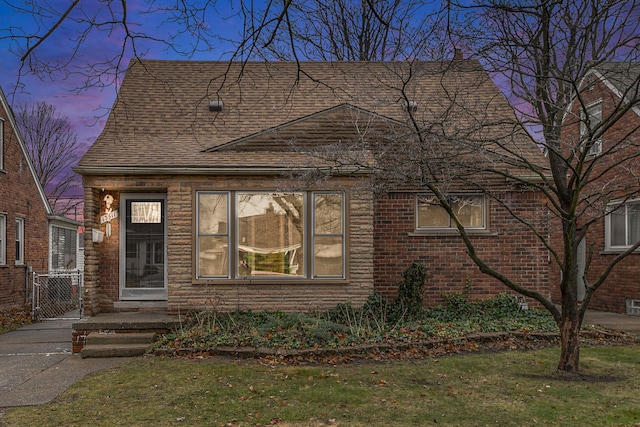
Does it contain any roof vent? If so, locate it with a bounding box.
[209,100,224,112]
[406,100,418,113]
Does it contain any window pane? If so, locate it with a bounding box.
[0,215,5,265]
[315,194,343,234]
[15,219,23,263]
[238,193,304,277]
[417,196,449,227]
[199,236,228,277]
[452,195,484,227]
[314,236,343,277]
[629,203,640,246]
[610,208,626,246]
[199,193,228,234]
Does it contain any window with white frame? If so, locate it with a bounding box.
[417,194,486,230]
[196,191,345,279]
[606,199,640,250]
[0,214,5,265]
[15,218,24,265]
[580,101,602,156]
[51,226,77,270]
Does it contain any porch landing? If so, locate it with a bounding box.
[72,312,182,356]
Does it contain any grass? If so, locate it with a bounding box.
[2,346,639,426]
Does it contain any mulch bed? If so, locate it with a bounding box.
[154,328,638,365]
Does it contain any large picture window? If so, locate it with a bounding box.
[417,194,485,230]
[606,199,640,250]
[197,191,345,280]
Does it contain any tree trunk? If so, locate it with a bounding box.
[557,309,581,372]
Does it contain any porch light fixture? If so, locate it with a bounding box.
[209,100,224,112]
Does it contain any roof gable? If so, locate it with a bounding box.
[0,85,52,215]
[582,62,640,117]
[205,103,406,152]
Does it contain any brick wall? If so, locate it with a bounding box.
[373,190,551,307]
[552,76,640,313]
[81,174,374,314]
[0,105,50,310]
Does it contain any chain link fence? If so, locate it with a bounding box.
[32,270,83,320]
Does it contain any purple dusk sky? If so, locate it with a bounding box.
[0,2,241,167]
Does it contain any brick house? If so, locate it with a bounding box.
[75,59,551,315]
[553,62,640,314]
[0,85,82,310]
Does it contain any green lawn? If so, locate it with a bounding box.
[2,345,639,426]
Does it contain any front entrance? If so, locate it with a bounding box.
[120,194,167,300]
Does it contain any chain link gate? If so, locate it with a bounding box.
[32,270,83,320]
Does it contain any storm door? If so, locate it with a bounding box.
[120,194,167,300]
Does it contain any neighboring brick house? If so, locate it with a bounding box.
[0,85,82,310]
[553,62,640,314]
[75,59,550,315]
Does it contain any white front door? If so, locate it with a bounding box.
[120,194,168,300]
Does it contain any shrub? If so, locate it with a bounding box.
[393,262,428,321]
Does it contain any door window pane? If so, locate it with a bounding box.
[124,199,165,289]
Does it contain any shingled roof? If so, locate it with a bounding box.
[76,59,542,176]
[589,62,640,116]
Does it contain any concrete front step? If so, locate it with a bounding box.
[86,332,157,346]
[81,332,158,358]
[72,312,181,354]
[81,343,153,358]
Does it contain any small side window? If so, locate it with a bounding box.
[417,194,486,230]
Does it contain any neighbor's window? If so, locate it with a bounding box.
[15,218,24,265]
[417,194,485,229]
[606,199,640,250]
[196,191,345,279]
[51,226,77,270]
[0,118,4,170]
[0,214,5,265]
[580,101,602,156]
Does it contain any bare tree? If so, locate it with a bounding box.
[237,0,444,61]
[406,0,640,372]
[16,102,82,215]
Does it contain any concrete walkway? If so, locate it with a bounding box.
[0,319,129,410]
[583,309,640,336]
[0,309,638,414]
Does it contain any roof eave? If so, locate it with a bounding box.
[72,165,376,176]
